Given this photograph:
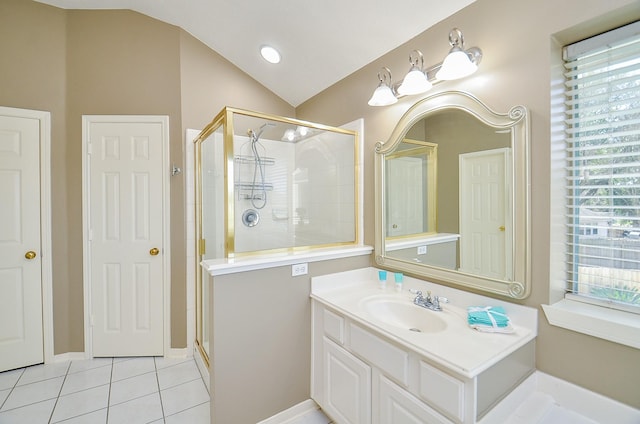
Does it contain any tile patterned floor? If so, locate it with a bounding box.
[0,356,209,424]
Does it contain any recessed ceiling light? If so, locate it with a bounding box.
[260,45,281,64]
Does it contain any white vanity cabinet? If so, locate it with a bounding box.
[313,301,468,424]
[311,268,537,424]
[312,300,535,424]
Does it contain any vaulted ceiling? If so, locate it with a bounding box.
[35,0,475,106]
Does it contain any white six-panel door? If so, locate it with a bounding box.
[84,117,169,357]
[0,113,44,371]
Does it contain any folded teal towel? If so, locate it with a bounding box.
[467,306,510,328]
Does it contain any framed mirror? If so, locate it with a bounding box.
[374,91,530,298]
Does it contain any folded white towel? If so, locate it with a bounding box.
[470,322,515,334]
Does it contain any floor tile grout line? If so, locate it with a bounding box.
[0,368,25,411]
[67,362,113,376]
[106,357,113,424]
[108,389,162,408]
[47,361,71,424]
[158,376,202,393]
[163,400,209,420]
[53,407,108,423]
[192,357,209,395]
[154,357,167,422]
[110,369,157,385]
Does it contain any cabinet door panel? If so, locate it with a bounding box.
[379,375,452,424]
[324,337,371,424]
[419,361,465,422]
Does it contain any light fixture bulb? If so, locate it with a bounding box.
[397,66,432,96]
[260,45,281,64]
[368,83,397,106]
[297,126,309,136]
[283,129,296,141]
[436,48,477,80]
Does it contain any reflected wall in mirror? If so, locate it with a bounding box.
[374,91,530,299]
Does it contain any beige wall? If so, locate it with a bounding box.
[209,255,372,424]
[66,9,184,352]
[1,0,72,352]
[0,0,293,353]
[296,0,640,408]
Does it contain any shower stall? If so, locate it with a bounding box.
[193,107,360,362]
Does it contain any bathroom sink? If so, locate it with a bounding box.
[359,296,447,334]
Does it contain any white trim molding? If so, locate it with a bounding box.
[542,299,640,349]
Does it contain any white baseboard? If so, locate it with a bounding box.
[257,399,324,424]
[51,349,190,364]
[52,352,87,363]
[193,345,210,392]
[165,347,190,358]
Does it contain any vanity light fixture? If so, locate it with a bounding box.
[367,67,398,106]
[397,50,432,96]
[368,28,482,106]
[260,45,281,64]
[436,28,479,80]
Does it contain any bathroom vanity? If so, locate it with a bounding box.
[311,268,537,424]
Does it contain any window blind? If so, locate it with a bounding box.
[563,21,640,308]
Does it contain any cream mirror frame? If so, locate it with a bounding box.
[374,91,531,299]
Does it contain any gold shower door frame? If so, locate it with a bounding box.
[193,106,360,365]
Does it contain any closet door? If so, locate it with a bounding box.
[0,112,44,371]
[85,116,169,357]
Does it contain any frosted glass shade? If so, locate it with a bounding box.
[368,84,398,106]
[397,68,432,96]
[436,50,477,80]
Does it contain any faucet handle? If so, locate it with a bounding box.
[432,295,449,310]
[409,289,424,304]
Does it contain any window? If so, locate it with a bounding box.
[563,21,640,311]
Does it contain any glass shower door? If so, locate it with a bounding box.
[195,124,225,361]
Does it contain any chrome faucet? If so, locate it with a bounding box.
[411,290,448,311]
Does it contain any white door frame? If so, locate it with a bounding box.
[0,106,54,364]
[82,115,171,358]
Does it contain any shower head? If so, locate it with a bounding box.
[249,122,276,143]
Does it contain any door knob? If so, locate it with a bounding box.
[149,247,160,256]
[499,226,505,232]
[25,251,37,260]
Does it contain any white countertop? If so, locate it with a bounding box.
[311,267,537,378]
[201,245,373,276]
[385,233,460,251]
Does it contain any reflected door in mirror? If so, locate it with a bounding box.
[459,148,512,280]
